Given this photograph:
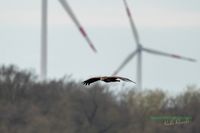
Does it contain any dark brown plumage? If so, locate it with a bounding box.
[82,76,135,85]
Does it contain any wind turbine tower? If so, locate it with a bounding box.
[41,0,48,81]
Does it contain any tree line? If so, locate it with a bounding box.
[0,65,199,133]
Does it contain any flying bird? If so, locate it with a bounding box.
[82,76,135,85]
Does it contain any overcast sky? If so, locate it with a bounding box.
[0,0,199,94]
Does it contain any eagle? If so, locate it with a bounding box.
[82,76,135,85]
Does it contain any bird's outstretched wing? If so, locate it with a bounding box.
[113,76,136,83]
[82,77,101,85]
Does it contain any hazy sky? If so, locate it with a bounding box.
[0,0,199,94]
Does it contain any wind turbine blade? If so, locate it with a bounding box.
[123,0,140,45]
[143,47,196,62]
[113,50,138,75]
[58,0,97,53]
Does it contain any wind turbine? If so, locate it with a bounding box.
[41,0,97,80]
[113,0,196,90]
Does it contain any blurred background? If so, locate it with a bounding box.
[0,0,199,93]
[0,0,200,132]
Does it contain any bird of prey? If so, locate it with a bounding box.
[82,76,135,85]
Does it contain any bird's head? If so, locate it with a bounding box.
[100,76,108,80]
